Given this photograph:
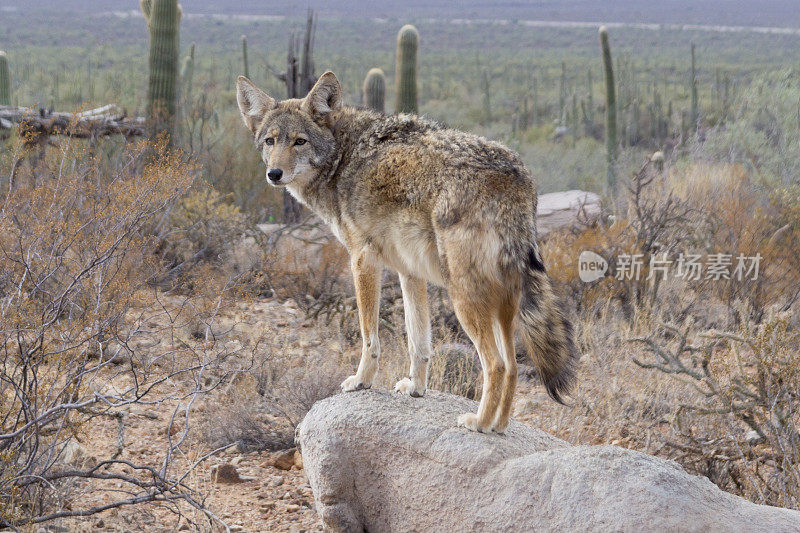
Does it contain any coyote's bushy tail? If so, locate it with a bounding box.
[517,248,579,404]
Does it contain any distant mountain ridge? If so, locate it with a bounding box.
[5,0,800,29]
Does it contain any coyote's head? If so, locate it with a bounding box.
[236,72,341,187]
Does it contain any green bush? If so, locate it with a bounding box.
[699,71,800,186]
[518,137,607,193]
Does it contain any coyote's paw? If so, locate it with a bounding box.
[340,375,370,393]
[492,419,509,435]
[394,377,425,397]
[457,412,488,433]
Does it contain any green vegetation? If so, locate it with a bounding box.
[2,12,800,202]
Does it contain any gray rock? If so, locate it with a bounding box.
[746,429,766,446]
[297,389,800,533]
[537,190,602,236]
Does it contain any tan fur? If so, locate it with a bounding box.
[341,248,382,391]
[395,274,430,397]
[237,72,579,433]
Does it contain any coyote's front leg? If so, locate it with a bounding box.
[394,274,430,397]
[341,248,383,392]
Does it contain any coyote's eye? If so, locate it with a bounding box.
[294,138,307,146]
[265,138,275,146]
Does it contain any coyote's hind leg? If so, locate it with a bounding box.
[451,293,505,433]
[394,274,431,397]
[492,292,520,433]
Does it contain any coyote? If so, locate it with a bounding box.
[236,72,577,433]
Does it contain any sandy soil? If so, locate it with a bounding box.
[47,293,594,533]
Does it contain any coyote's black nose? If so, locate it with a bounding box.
[267,168,283,182]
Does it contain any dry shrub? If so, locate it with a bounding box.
[161,184,248,275]
[544,160,800,324]
[631,307,800,509]
[265,222,351,314]
[672,163,800,319]
[158,181,277,302]
[0,137,241,529]
[542,221,634,313]
[764,183,800,308]
[541,156,693,320]
[203,349,346,452]
[537,158,800,510]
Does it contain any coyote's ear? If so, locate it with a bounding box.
[302,71,342,121]
[236,76,275,133]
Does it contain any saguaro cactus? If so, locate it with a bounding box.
[362,68,386,112]
[180,42,195,101]
[140,0,152,21]
[690,42,699,131]
[586,68,594,125]
[722,74,730,118]
[395,24,419,114]
[667,100,673,135]
[143,0,181,143]
[241,35,249,79]
[480,68,492,124]
[0,51,10,105]
[571,93,579,145]
[627,99,640,146]
[599,26,618,189]
[559,61,567,123]
[680,109,689,147]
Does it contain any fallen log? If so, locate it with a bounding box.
[0,104,146,139]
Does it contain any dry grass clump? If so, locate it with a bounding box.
[270,237,352,317]
[157,180,280,304]
[671,163,800,319]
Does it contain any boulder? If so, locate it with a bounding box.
[537,190,601,236]
[297,390,800,533]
